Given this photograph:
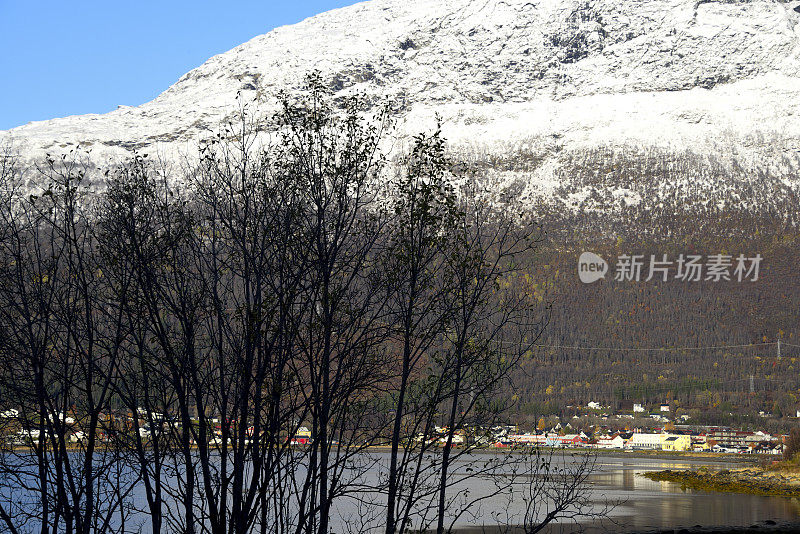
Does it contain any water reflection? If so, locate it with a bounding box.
[582,457,800,533]
[4,451,799,533]
[453,456,800,533]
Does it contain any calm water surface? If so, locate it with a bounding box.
[364,453,800,533]
[4,452,799,533]
[543,455,800,533]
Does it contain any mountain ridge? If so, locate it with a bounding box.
[3,0,800,427]
[2,0,800,216]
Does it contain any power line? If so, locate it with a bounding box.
[534,343,789,355]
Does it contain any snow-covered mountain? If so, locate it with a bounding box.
[3,0,800,219]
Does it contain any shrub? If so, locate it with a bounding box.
[783,428,800,461]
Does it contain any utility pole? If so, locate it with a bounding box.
[778,339,781,360]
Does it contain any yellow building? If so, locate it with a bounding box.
[661,435,691,451]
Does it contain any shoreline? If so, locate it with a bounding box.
[641,465,800,497]
[625,521,800,534]
[451,520,800,534]
[2,442,767,459]
[2,443,768,464]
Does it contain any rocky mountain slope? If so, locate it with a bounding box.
[2,0,800,220]
[4,0,800,425]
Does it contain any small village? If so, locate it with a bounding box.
[484,400,788,454]
[1,400,790,455]
[488,425,784,454]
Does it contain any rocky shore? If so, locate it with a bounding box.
[642,465,800,497]
[452,520,800,534]
[628,520,800,534]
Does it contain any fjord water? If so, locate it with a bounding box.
[434,454,800,533]
[576,456,800,533]
[3,453,798,532]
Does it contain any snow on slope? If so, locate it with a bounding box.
[2,0,800,213]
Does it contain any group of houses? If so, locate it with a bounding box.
[496,427,784,454]
[0,405,790,455]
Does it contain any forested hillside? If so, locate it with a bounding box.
[455,144,800,430]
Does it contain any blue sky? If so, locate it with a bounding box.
[0,1,362,130]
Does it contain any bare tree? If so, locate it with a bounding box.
[274,75,395,534]
[432,181,545,534]
[381,125,460,534]
[0,75,613,534]
[0,152,135,534]
[495,448,616,534]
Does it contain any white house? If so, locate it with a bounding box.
[17,429,48,440]
[587,401,601,410]
[508,433,547,445]
[660,403,670,412]
[629,432,663,450]
[744,431,773,444]
[596,435,626,449]
[47,411,75,425]
[633,403,644,413]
